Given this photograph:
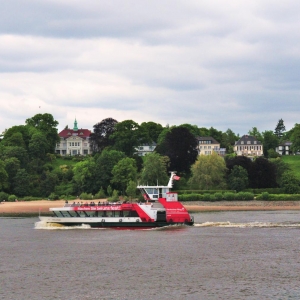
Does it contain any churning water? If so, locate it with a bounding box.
[1,211,300,299]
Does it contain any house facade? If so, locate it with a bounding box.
[135,142,157,156]
[197,136,226,156]
[55,119,92,156]
[275,141,292,155]
[234,135,263,157]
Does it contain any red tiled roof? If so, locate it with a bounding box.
[59,129,91,138]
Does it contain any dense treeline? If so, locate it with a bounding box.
[0,114,300,201]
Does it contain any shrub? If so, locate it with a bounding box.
[214,192,223,200]
[236,192,254,200]
[8,194,17,202]
[79,193,93,200]
[108,190,119,202]
[202,193,212,201]
[223,192,236,200]
[187,194,204,201]
[0,192,9,201]
[48,193,59,200]
[261,192,269,200]
[209,194,216,201]
[95,187,106,199]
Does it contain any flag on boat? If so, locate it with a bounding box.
[173,175,180,180]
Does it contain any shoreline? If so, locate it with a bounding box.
[1,200,300,216]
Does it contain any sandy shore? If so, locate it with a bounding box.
[1,200,300,215]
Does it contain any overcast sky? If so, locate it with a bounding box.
[0,0,299,136]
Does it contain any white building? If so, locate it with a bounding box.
[55,119,92,156]
[135,142,157,156]
[197,136,226,156]
[234,135,263,157]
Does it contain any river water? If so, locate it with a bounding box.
[1,211,300,300]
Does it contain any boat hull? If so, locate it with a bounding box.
[39,217,194,229]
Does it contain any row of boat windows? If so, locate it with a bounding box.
[53,210,139,218]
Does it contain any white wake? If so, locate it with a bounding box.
[194,221,300,228]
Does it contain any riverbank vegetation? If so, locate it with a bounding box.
[1,113,300,202]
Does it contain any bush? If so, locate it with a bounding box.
[261,192,269,200]
[214,192,223,200]
[0,192,9,201]
[95,187,106,199]
[48,193,59,200]
[202,193,212,201]
[179,193,204,201]
[235,192,254,200]
[223,192,236,200]
[108,190,119,202]
[209,194,216,201]
[79,193,93,200]
[22,196,43,201]
[59,195,76,201]
[8,194,17,202]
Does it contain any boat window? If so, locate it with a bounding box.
[123,210,131,217]
[88,211,97,217]
[145,188,158,194]
[106,211,115,217]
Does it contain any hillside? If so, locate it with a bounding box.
[282,155,300,179]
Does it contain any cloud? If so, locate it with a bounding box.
[0,1,300,136]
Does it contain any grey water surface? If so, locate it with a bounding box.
[1,211,300,300]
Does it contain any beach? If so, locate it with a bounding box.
[1,199,300,215]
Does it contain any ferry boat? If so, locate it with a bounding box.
[39,172,194,229]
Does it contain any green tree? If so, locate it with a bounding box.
[0,160,9,191]
[262,130,279,157]
[290,124,300,154]
[139,121,164,143]
[111,157,137,193]
[179,124,201,137]
[139,152,169,185]
[269,157,290,186]
[110,120,147,156]
[28,132,49,160]
[94,149,126,190]
[72,158,96,194]
[279,171,300,194]
[40,172,59,197]
[156,127,198,175]
[0,146,29,168]
[126,180,137,201]
[2,125,32,149]
[13,169,31,197]
[189,152,227,190]
[274,118,286,140]
[208,127,224,147]
[221,128,239,153]
[248,127,263,142]
[227,165,248,191]
[25,113,59,153]
[3,157,20,192]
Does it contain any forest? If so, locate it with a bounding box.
[1,113,300,201]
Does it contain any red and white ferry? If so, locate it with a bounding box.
[39,172,194,229]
